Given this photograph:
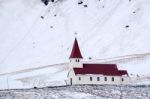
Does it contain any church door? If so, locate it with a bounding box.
[70,78,72,85]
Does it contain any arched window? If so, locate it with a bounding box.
[79,77,81,81]
[112,77,114,81]
[97,77,100,81]
[76,59,78,62]
[104,77,107,81]
[75,59,80,62]
[122,78,124,82]
[90,77,92,81]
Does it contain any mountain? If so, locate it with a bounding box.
[0,0,150,89]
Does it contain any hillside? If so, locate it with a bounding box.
[0,0,150,89]
[0,85,150,99]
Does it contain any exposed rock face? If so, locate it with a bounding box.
[41,0,55,5]
[41,0,49,5]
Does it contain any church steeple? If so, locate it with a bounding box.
[69,38,83,68]
[70,38,83,59]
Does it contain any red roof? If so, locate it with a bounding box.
[119,70,128,76]
[70,38,83,58]
[73,64,128,76]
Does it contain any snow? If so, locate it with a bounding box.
[0,0,150,74]
[0,62,150,89]
[0,0,150,89]
[0,85,150,99]
[0,63,68,89]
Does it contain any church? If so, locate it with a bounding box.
[66,38,129,85]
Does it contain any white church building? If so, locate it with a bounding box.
[67,38,129,85]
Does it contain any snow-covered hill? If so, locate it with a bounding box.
[0,0,150,74]
[0,0,150,89]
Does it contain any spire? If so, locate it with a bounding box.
[70,38,83,59]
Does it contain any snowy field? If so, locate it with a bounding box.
[0,0,150,90]
[0,61,150,89]
[0,85,150,99]
[0,56,150,89]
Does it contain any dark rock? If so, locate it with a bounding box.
[83,5,88,7]
[34,86,37,89]
[51,0,55,2]
[78,1,83,5]
[89,57,92,60]
[125,25,130,28]
[41,16,44,19]
[41,0,49,6]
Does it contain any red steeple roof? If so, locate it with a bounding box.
[70,38,83,59]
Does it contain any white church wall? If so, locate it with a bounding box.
[75,75,122,85]
[69,58,83,68]
[68,73,129,85]
[67,69,77,85]
[120,76,130,84]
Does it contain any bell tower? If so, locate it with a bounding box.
[69,38,83,68]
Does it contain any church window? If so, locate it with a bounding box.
[90,77,92,81]
[76,59,80,62]
[104,77,107,81]
[79,77,81,80]
[97,77,100,81]
[112,77,114,81]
